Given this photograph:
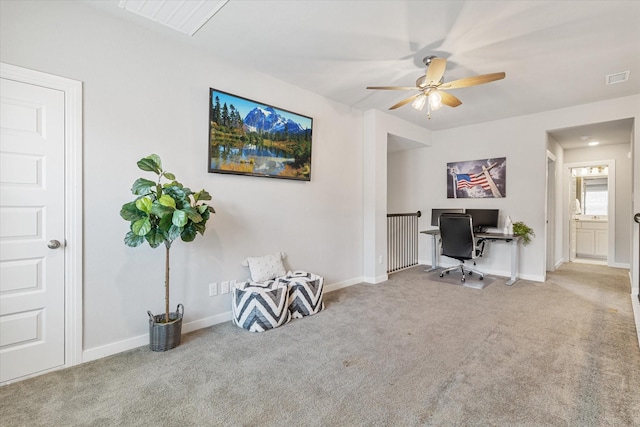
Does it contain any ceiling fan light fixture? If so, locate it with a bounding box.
[429,91,442,110]
[366,56,505,119]
[411,94,427,111]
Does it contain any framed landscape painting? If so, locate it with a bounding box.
[209,88,313,181]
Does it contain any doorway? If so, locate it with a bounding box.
[546,151,556,273]
[566,160,615,267]
[0,63,83,384]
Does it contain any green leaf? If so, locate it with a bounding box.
[131,178,156,196]
[200,208,210,221]
[120,202,144,221]
[137,155,162,174]
[163,172,176,180]
[194,189,212,202]
[150,202,174,218]
[182,206,202,223]
[124,231,145,247]
[181,224,197,242]
[163,185,188,204]
[132,217,151,236]
[167,224,182,241]
[172,209,188,227]
[158,214,174,232]
[135,196,153,214]
[145,228,166,248]
[193,220,207,235]
[158,194,176,208]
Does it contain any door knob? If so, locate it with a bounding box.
[47,240,61,249]
[635,213,640,224]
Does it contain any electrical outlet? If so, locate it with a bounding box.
[209,282,217,297]
[221,281,230,294]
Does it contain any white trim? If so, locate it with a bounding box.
[324,276,363,292]
[83,275,363,362]
[546,149,557,162]
[363,274,389,284]
[630,271,640,350]
[545,149,557,276]
[564,160,616,267]
[1,63,84,367]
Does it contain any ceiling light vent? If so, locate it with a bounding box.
[119,0,230,36]
[605,71,629,85]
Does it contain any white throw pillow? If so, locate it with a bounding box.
[242,252,287,283]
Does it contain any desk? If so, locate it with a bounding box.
[420,230,522,286]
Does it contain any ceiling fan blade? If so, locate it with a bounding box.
[440,91,462,108]
[367,86,418,91]
[389,94,420,110]
[440,72,506,90]
[422,58,447,87]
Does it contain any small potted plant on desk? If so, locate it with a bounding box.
[120,154,215,351]
[512,221,535,245]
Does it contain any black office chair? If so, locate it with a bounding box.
[438,213,486,282]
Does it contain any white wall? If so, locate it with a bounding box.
[363,110,431,283]
[564,143,632,266]
[388,96,640,282]
[0,1,364,357]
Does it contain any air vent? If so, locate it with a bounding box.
[118,0,230,36]
[605,71,629,85]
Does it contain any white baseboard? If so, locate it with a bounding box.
[609,261,630,269]
[82,334,148,363]
[362,274,388,284]
[82,275,363,364]
[324,276,363,293]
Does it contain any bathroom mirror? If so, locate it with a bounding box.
[573,166,608,217]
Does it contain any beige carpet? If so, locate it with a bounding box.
[426,267,498,289]
[1,263,638,426]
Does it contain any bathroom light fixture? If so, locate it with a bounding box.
[588,141,600,146]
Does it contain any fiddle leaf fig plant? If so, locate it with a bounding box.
[120,154,215,323]
[512,221,534,245]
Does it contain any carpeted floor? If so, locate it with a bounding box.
[425,266,498,289]
[0,263,638,426]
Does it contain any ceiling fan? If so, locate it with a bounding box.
[366,56,506,118]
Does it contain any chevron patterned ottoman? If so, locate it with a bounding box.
[232,281,291,332]
[278,271,325,319]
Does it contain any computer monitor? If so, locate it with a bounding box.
[466,209,499,232]
[431,208,465,226]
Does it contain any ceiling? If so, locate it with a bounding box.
[86,1,639,140]
[548,118,634,150]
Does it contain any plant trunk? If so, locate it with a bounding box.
[165,242,170,324]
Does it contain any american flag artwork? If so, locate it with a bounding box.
[456,173,491,190]
[447,157,506,198]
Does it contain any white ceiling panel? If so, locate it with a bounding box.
[118,0,229,36]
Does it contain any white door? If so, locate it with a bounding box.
[0,77,66,383]
[569,173,577,261]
